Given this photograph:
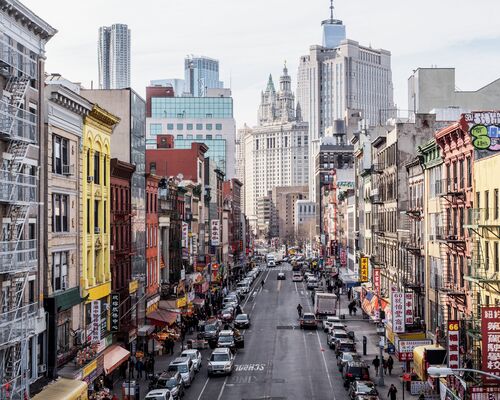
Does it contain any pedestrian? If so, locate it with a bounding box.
[136,358,144,379]
[387,384,398,400]
[261,279,265,289]
[348,287,352,301]
[382,357,388,375]
[372,355,381,376]
[387,355,394,376]
[129,354,136,379]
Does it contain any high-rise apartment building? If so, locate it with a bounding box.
[296,7,393,200]
[184,55,223,97]
[0,3,56,398]
[98,24,131,89]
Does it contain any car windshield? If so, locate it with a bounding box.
[210,353,229,362]
[205,324,217,332]
[165,378,177,389]
[168,364,188,373]
[334,332,348,338]
[235,314,247,320]
[219,335,233,342]
[303,315,315,320]
[146,396,166,400]
[183,352,196,360]
[222,309,232,314]
[237,283,246,288]
[358,382,376,394]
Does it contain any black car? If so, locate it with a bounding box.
[342,361,370,388]
[234,313,250,329]
[151,371,185,400]
[197,319,222,347]
[348,380,378,399]
[335,338,356,357]
[337,351,362,372]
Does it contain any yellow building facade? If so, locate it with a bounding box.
[81,105,119,311]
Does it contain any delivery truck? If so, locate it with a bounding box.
[314,293,338,319]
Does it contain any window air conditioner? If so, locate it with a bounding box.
[87,176,94,182]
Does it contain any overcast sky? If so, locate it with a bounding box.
[24,0,500,128]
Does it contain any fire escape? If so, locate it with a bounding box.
[369,164,386,288]
[0,35,39,399]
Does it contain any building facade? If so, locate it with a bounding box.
[98,24,131,90]
[184,55,223,97]
[145,174,160,315]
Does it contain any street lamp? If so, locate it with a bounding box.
[376,324,385,387]
[427,367,500,381]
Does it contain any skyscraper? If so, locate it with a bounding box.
[98,24,131,89]
[321,0,346,48]
[184,55,223,97]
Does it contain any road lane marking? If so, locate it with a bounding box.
[216,375,229,400]
[316,328,335,397]
[277,280,282,292]
[234,363,266,372]
[196,377,210,400]
[294,282,298,293]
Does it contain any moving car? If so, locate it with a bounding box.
[277,272,286,280]
[234,313,250,329]
[217,329,244,350]
[180,349,202,372]
[327,330,350,349]
[153,371,185,400]
[337,352,362,372]
[167,357,195,387]
[342,361,370,386]
[300,312,317,329]
[307,277,319,290]
[145,389,174,400]
[326,322,348,333]
[207,348,235,376]
[348,381,379,399]
[292,272,303,282]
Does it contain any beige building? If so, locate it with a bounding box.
[270,186,308,243]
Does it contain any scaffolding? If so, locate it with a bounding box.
[0,32,39,400]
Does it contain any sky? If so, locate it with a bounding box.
[24,0,500,128]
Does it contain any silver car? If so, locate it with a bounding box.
[180,349,202,372]
[207,348,234,376]
[167,357,195,387]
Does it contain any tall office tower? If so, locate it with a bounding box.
[322,0,346,48]
[184,55,223,97]
[98,24,131,89]
[296,3,393,200]
[0,2,56,398]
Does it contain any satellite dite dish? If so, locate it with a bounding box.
[177,173,184,181]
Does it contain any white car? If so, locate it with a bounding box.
[145,389,174,400]
[207,348,235,376]
[236,281,251,294]
[181,349,202,372]
[168,357,195,387]
[307,277,319,290]
[322,316,342,332]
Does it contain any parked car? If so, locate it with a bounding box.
[222,295,239,308]
[348,380,379,399]
[153,371,185,400]
[234,313,250,329]
[335,338,357,356]
[217,329,244,350]
[207,347,235,376]
[277,272,286,280]
[197,319,222,346]
[168,357,195,387]
[342,361,370,387]
[326,322,348,333]
[292,272,303,282]
[337,351,362,372]
[322,316,342,332]
[353,396,380,400]
[300,313,317,329]
[307,277,319,290]
[145,389,174,400]
[236,281,251,295]
[181,349,202,372]
[221,306,235,322]
[327,330,350,349]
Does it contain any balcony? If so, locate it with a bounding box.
[0,303,38,348]
[0,239,37,274]
[436,178,466,197]
[0,170,36,204]
[465,208,500,228]
[370,189,383,204]
[435,226,465,244]
[371,163,385,174]
[0,99,37,142]
[0,37,38,79]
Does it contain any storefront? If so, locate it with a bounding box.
[32,378,88,400]
[386,325,427,357]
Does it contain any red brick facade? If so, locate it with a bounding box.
[146,174,160,299]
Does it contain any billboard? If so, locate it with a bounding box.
[482,307,500,383]
[462,112,500,151]
[373,268,381,294]
[391,292,405,333]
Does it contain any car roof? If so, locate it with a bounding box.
[355,380,375,386]
[213,347,231,353]
[337,338,355,344]
[236,313,248,317]
[331,330,348,335]
[147,389,171,395]
[171,356,190,364]
[219,330,234,335]
[181,349,199,354]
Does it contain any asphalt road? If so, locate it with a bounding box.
[181,263,349,400]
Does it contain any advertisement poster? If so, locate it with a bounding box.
[404,292,414,325]
[481,307,500,383]
[211,220,220,246]
[447,320,460,369]
[391,292,405,333]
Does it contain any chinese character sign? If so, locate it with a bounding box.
[482,307,500,383]
[391,292,405,333]
[462,112,500,151]
[359,257,369,282]
[447,320,460,369]
[91,300,101,343]
[182,222,188,248]
[211,220,220,246]
[110,293,120,332]
[404,292,414,325]
[373,268,381,294]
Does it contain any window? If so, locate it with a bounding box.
[57,321,70,354]
[176,134,183,140]
[215,134,222,139]
[466,157,472,187]
[150,123,162,135]
[104,201,107,233]
[176,123,183,130]
[94,151,100,184]
[103,156,107,186]
[206,135,212,140]
[53,135,69,174]
[196,123,203,130]
[485,191,490,220]
[459,159,464,188]
[495,189,499,220]
[52,194,68,232]
[187,123,193,130]
[187,134,193,139]
[53,251,68,291]
[196,134,203,139]
[94,200,99,231]
[485,241,490,270]
[215,123,222,130]
[167,123,174,131]
[495,242,499,273]
[206,124,213,131]
[87,199,90,233]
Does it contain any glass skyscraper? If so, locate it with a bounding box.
[184,55,223,97]
[98,24,131,89]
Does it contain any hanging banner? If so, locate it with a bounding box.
[404,292,414,325]
[91,300,101,343]
[110,293,120,332]
[373,268,381,294]
[391,292,405,333]
[182,222,188,248]
[359,257,369,282]
[481,307,500,384]
[211,220,220,246]
[447,320,460,369]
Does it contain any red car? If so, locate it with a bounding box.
[300,313,317,329]
[220,306,235,322]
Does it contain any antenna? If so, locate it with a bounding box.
[330,0,334,21]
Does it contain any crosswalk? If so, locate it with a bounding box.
[260,264,292,272]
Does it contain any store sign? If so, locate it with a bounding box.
[359,257,369,282]
[182,222,188,247]
[391,292,405,333]
[463,111,500,151]
[110,293,120,332]
[481,306,500,383]
[404,292,414,325]
[470,386,500,400]
[211,220,220,246]
[176,295,187,308]
[447,320,460,369]
[373,268,381,294]
[397,339,432,361]
[91,300,101,343]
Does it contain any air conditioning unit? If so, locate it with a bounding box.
[94,227,100,234]
[37,364,47,374]
[62,165,73,175]
[87,176,94,183]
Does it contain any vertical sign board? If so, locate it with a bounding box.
[182,222,188,248]
[391,292,405,333]
[404,292,414,325]
[447,320,460,369]
[373,268,381,295]
[211,220,220,246]
[110,293,120,332]
[91,300,101,343]
[359,257,369,282]
[482,306,500,383]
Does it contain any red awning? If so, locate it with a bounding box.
[103,345,130,375]
[148,309,178,326]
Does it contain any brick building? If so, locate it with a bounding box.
[146,173,160,315]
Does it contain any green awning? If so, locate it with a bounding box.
[53,287,83,311]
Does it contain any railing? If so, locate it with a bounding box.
[0,99,37,142]
[435,226,463,241]
[0,303,38,348]
[467,208,500,226]
[0,239,37,274]
[0,170,36,203]
[436,178,466,196]
[0,37,38,79]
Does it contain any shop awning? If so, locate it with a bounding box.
[148,309,178,326]
[138,324,155,337]
[103,344,130,375]
[31,378,87,400]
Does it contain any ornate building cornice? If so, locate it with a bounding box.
[0,0,57,40]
